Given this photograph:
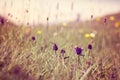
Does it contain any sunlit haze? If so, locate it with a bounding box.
[0,0,120,24]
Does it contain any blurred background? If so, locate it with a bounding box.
[0,0,120,25]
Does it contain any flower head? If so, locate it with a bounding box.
[109,16,115,21]
[36,30,42,35]
[84,33,90,38]
[53,43,58,51]
[104,18,107,23]
[88,44,92,50]
[86,60,91,66]
[32,36,36,41]
[0,17,5,25]
[0,61,4,68]
[110,73,116,79]
[60,49,65,54]
[74,47,83,56]
[12,65,21,74]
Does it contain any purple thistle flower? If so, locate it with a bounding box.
[74,47,83,56]
[104,18,107,23]
[86,60,91,66]
[88,44,92,50]
[0,61,4,68]
[32,36,36,41]
[60,49,65,54]
[0,17,5,25]
[12,65,21,74]
[53,43,58,51]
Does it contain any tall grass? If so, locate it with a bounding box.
[0,22,120,80]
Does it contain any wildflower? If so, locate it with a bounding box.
[60,49,65,54]
[36,30,42,35]
[88,44,92,50]
[75,47,83,65]
[0,61,4,68]
[62,22,67,27]
[74,47,83,56]
[86,60,91,67]
[84,33,90,38]
[32,36,36,41]
[110,73,116,79]
[53,43,58,51]
[104,18,107,23]
[12,65,21,74]
[114,22,120,28]
[109,16,115,21]
[90,33,95,38]
[0,17,5,25]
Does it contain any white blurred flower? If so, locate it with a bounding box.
[53,32,58,37]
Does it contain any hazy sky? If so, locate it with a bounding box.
[0,0,120,24]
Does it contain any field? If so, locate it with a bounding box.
[0,13,120,80]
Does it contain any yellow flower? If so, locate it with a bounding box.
[84,33,90,38]
[109,16,115,21]
[36,30,42,35]
[53,32,58,37]
[90,33,95,38]
[62,22,67,27]
[114,22,120,28]
[96,17,101,22]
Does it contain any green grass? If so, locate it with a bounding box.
[0,22,120,80]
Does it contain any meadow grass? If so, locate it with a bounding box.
[0,22,120,80]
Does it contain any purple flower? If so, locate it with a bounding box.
[110,73,116,79]
[32,36,36,41]
[53,43,58,51]
[88,44,92,50]
[74,47,83,56]
[104,18,107,23]
[60,49,65,54]
[86,61,91,66]
[0,61,4,68]
[0,17,5,25]
[12,65,21,74]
